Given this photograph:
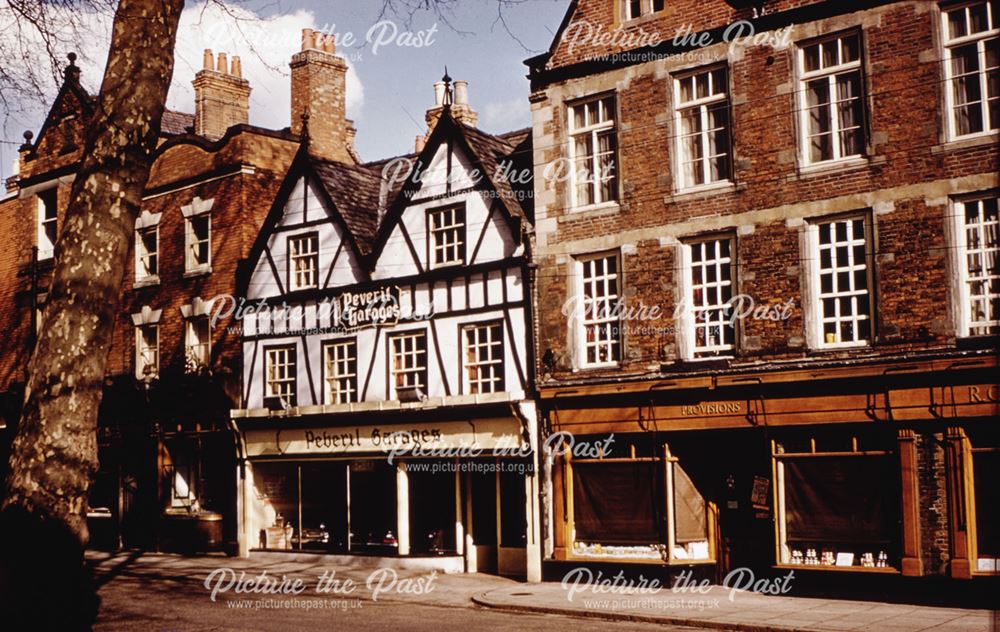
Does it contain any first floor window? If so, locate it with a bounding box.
[136,324,159,378]
[625,0,663,20]
[288,233,319,290]
[185,213,211,271]
[956,195,999,336]
[136,226,158,280]
[463,322,505,394]
[683,237,735,355]
[324,339,358,404]
[390,331,427,397]
[942,1,998,138]
[799,32,866,164]
[577,253,621,367]
[809,215,873,347]
[429,205,466,267]
[569,96,617,207]
[37,188,58,261]
[185,317,210,372]
[265,346,297,407]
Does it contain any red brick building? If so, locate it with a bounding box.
[526,0,998,589]
[0,35,366,550]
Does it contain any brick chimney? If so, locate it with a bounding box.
[425,75,478,133]
[193,49,251,140]
[291,29,356,164]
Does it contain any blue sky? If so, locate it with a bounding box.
[0,0,568,179]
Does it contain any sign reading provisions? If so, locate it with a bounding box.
[243,418,526,457]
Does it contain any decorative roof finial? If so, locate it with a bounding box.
[441,67,453,108]
[299,111,311,146]
[64,52,81,83]
[20,130,33,152]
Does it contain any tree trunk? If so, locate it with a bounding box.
[1,0,183,628]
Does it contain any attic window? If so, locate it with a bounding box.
[288,232,320,291]
[626,0,663,20]
[429,204,466,268]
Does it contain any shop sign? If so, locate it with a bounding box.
[243,418,526,458]
[680,401,742,416]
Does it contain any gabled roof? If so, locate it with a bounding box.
[311,158,381,254]
[366,111,534,266]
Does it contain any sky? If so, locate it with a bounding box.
[0,0,569,182]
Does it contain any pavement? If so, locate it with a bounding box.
[85,552,998,632]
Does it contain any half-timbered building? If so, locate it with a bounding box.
[232,93,541,579]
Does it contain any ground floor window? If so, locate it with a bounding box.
[408,463,457,554]
[567,435,713,562]
[972,446,999,572]
[774,430,900,570]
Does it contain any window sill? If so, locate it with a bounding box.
[576,361,622,372]
[183,266,212,279]
[931,131,999,154]
[133,276,160,289]
[666,181,737,203]
[774,564,900,574]
[562,201,620,221]
[809,341,871,352]
[796,155,870,177]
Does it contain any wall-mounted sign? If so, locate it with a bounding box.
[242,417,526,458]
[680,401,742,416]
[337,286,401,330]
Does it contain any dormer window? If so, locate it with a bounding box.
[288,232,319,291]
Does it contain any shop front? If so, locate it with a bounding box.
[234,406,539,578]
[539,355,999,589]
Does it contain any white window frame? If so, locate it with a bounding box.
[673,65,732,190]
[323,338,358,404]
[805,214,874,349]
[941,0,999,140]
[36,188,58,261]
[624,0,663,20]
[429,205,466,268]
[462,322,505,394]
[679,236,736,359]
[288,232,319,291]
[135,324,159,379]
[797,31,867,166]
[184,213,211,273]
[264,345,297,407]
[953,194,1000,336]
[568,95,618,209]
[389,330,428,398]
[575,252,622,368]
[135,225,159,282]
[184,317,211,372]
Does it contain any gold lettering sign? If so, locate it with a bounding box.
[969,385,999,403]
[679,401,742,416]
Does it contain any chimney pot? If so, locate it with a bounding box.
[454,80,469,106]
[433,81,445,106]
[231,56,242,78]
[203,49,214,70]
[301,28,314,51]
[322,33,336,53]
[217,52,228,73]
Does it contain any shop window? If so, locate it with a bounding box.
[167,440,197,508]
[500,467,527,547]
[287,232,319,291]
[36,188,58,261]
[568,95,617,208]
[349,461,398,554]
[428,205,465,268]
[797,31,866,165]
[300,462,348,553]
[463,322,505,394]
[972,444,1000,572]
[774,433,901,570]
[953,194,999,336]
[251,462,299,550]
[575,252,622,368]
[470,470,497,546]
[671,461,710,560]
[408,463,457,554]
[941,1,998,139]
[674,65,731,189]
[806,213,874,348]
